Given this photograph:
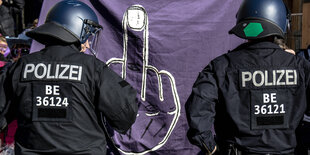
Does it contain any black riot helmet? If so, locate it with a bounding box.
[26,0,102,45]
[229,0,290,39]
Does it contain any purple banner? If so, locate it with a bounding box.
[32,0,243,154]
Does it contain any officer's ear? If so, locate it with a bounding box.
[80,40,89,53]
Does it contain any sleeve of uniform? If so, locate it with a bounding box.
[185,61,218,154]
[96,64,138,134]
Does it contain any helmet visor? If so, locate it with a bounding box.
[80,19,102,57]
[87,31,100,57]
[80,19,102,43]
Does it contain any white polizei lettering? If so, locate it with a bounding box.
[23,64,35,79]
[241,69,298,88]
[34,63,47,79]
[59,64,69,79]
[46,64,55,79]
[78,66,82,81]
[253,71,264,87]
[286,70,294,85]
[242,71,252,87]
[265,70,273,86]
[55,64,59,79]
[69,65,79,80]
[276,70,285,85]
[22,63,82,81]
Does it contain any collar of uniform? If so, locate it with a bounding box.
[247,41,282,50]
[44,44,80,55]
[232,41,282,52]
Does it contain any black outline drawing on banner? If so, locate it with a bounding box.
[106,4,181,155]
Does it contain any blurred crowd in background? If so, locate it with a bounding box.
[0,0,42,153]
[0,0,43,68]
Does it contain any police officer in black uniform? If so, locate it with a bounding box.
[0,0,138,154]
[186,0,310,154]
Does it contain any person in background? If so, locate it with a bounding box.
[24,0,42,29]
[296,45,310,59]
[18,18,38,41]
[9,43,30,61]
[0,34,8,152]
[0,37,29,155]
[0,0,15,37]
[0,0,25,37]
[0,34,8,66]
[294,45,310,155]
[186,0,310,154]
[0,0,138,154]
[5,37,31,62]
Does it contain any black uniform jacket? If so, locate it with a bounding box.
[0,45,138,155]
[186,42,310,154]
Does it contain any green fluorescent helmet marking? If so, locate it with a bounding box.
[243,23,264,37]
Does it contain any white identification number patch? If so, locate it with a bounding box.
[32,83,72,122]
[254,104,285,115]
[250,90,289,129]
[36,96,69,107]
